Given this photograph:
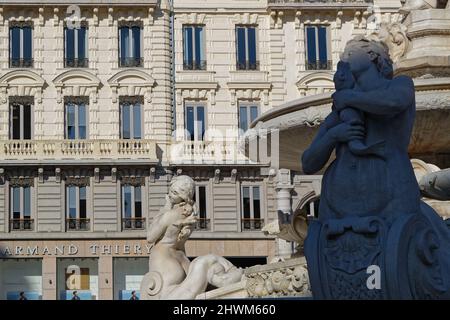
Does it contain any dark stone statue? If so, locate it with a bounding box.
[302,36,450,299]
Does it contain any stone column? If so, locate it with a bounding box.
[42,257,57,300]
[275,168,295,259]
[98,256,113,300]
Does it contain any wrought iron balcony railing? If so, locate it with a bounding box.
[123,217,146,230]
[119,57,144,68]
[66,218,90,231]
[10,58,34,68]
[305,60,332,70]
[194,218,211,231]
[241,218,264,231]
[236,60,260,71]
[183,60,207,71]
[65,58,89,68]
[10,218,34,231]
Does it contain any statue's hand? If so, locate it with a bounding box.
[328,120,365,143]
[332,89,354,111]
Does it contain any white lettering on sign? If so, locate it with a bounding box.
[0,242,151,257]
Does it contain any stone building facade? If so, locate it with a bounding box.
[0,0,401,300]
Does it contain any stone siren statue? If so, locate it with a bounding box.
[140,175,243,299]
[302,36,450,299]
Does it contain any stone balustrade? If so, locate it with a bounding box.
[170,140,253,164]
[1,139,158,162]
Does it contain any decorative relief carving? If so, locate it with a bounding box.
[121,176,146,186]
[233,13,259,25]
[9,176,34,187]
[178,13,206,25]
[245,260,311,298]
[65,176,90,187]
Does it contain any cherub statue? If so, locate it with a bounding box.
[140,175,243,300]
[326,61,385,158]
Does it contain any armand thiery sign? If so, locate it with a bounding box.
[0,240,153,258]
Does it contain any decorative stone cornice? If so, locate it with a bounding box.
[107,69,155,104]
[177,13,207,25]
[0,70,45,104]
[232,13,259,25]
[53,69,101,104]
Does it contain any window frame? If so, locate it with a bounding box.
[118,23,144,67]
[238,101,260,135]
[119,96,144,140]
[240,184,263,231]
[65,97,89,140]
[9,185,33,231]
[9,22,34,68]
[64,24,89,68]
[184,102,206,141]
[235,25,259,71]
[9,97,34,140]
[182,24,206,70]
[304,24,331,70]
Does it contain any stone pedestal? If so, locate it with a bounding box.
[395,9,450,77]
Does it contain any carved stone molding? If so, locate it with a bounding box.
[108,69,155,104]
[214,169,220,184]
[53,69,101,104]
[121,176,146,186]
[228,85,271,106]
[149,167,156,183]
[65,176,90,187]
[176,85,218,106]
[245,258,311,298]
[270,10,284,29]
[0,70,45,104]
[232,13,259,25]
[9,176,34,187]
[177,13,206,25]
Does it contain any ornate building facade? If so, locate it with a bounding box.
[0,0,401,300]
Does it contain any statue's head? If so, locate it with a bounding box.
[334,61,355,91]
[168,175,195,205]
[341,36,393,80]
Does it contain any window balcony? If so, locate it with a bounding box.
[64,58,89,68]
[305,60,332,70]
[119,57,144,68]
[236,60,260,71]
[241,218,264,231]
[9,58,34,68]
[122,217,146,230]
[66,218,90,231]
[183,60,207,71]
[10,218,34,231]
[0,139,158,162]
[194,218,211,231]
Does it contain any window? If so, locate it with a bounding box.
[185,104,205,141]
[66,185,89,231]
[305,25,331,70]
[122,185,144,230]
[236,26,258,70]
[241,186,263,231]
[119,23,143,67]
[64,24,88,68]
[10,97,33,140]
[238,102,259,134]
[183,25,206,70]
[10,185,33,231]
[9,22,33,68]
[120,97,142,139]
[65,97,88,139]
[193,185,209,230]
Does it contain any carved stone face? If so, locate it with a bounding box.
[334,61,355,91]
[341,46,374,77]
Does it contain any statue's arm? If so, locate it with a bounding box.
[334,76,415,116]
[301,116,338,175]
